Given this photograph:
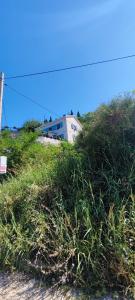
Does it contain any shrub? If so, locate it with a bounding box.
[22,120,41,132]
[76,95,135,171]
[0,97,134,298]
[0,131,38,180]
[0,143,134,297]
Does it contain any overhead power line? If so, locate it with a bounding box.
[4,84,81,129]
[5,83,60,118]
[4,53,135,80]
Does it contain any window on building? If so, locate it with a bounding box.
[57,122,63,130]
[52,125,57,131]
[43,122,63,133]
[43,127,52,132]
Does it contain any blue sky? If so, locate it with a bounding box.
[1,0,135,127]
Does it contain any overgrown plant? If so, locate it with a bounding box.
[0,97,135,298]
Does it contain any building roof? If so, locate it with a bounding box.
[41,115,82,129]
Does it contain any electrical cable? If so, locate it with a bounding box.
[5,83,60,118]
[4,54,135,80]
[4,83,80,136]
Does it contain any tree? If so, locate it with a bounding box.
[76,95,135,170]
[49,116,52,122]
[77,111,81,118]
[70,110,73,115]
[22,120,41,132]
[44,118,48,124]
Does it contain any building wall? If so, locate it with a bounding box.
[65,116,82,143]
[41,116,82,143]
[37,136,61,145]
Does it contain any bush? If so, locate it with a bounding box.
[76,95,135,171]
[0,98,134,297]
[22,120,41,132]
[0,131,38,181]
[0,142,134,297]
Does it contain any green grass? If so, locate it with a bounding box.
[0,98,135,298]
[0,143,134,298]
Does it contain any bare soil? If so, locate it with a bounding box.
[0,273,132,300]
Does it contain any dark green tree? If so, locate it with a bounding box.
[70,110,73,115]
[76,95,135,170]
[22,120,41,132]
[44,118,48,124]
[77,111,81,118]
[49,116,52,122]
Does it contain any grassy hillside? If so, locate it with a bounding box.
[0,97,135,298]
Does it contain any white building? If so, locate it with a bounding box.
[40,115,82,143]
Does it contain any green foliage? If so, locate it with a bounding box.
[44,118,48,124]
[49,116,52,122]
[77,111,81,118]
[0,144,134,297]
[0,131,38,180]
[0,96,135,298]
[22,119,41,132]
[76,95,135,171]
[70,109,74,115]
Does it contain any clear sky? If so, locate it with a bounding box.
[1,0,135,127]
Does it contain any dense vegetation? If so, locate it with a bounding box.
[22,120,42,132]
[0,131,38,181]
[0,96,135,298]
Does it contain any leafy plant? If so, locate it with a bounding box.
[0,97,134,298]
[22,119,41,132]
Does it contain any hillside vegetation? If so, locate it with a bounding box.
[0,96,135,298]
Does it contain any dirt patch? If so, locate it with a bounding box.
[0,273,132,300]
[0,273,73,300]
